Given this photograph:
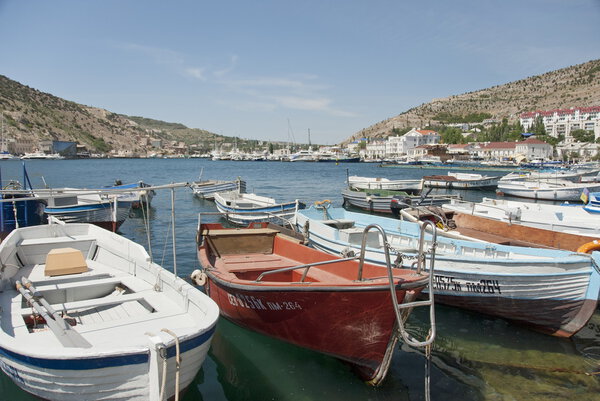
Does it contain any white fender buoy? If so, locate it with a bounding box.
[190,269,207,286]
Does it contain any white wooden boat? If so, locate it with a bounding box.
[348,176,423,193]
[0,222,219,400]
[190,178,245,200]
[446,197,600,238]
[105,181,156,209]
[214,191,305,225]
[294,206,600,337]
[400,198,600,251]
[341,187,459,214]
[501,168,600,182]
[422,172,500,189]
[42,192,131,232]
[497,179,600,201]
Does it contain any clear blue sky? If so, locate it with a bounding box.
[1,1,599,144]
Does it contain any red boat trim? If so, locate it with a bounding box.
[205,270,429,292]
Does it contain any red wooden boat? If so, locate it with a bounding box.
[196,222,435,385]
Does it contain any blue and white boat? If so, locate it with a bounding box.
[294,206,600,337]
[214,191,305,225]
[190,177,245,200]
[583,192,600,214]
[42,191,131,232]
[0,222,219,401]
[0,165,45,239]
[105,180,156,209]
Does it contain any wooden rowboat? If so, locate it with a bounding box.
[0,222,219,400]
[196,222,435,385]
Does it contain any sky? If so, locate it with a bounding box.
[1,1,599,145]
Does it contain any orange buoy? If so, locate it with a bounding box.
[576,240,600,254]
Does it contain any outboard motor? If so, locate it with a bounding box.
[390,195,413,218]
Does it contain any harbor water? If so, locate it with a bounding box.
[0,158,598,401]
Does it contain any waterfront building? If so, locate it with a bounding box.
[364,138,386,160]
[556,142,600,161]
[475,141,517,160]
[520,107,600,142]
[384,128,440,158]
[515,138,553,161]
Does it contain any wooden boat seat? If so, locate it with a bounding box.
[18,235,97,247]
[219,253,297,272]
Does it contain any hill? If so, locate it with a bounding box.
[345,59,600,143]
[0,75,227,154]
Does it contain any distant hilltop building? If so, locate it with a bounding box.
[520,106,600,142]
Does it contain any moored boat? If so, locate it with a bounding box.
[195,221,435,385]
[348,175,423,193]
[422,172,501,189]
[294,205,600,337]
[214,191,305,225]
[42,192,130,232]
[497,178,600,201]
[342,187,459,214]
[0,222,219,400]
[440,197,600,249]
[190,177,246,200]
[105,180,156,209]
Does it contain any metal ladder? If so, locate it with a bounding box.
[357,221,437,385]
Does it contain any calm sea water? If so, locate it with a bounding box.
[0,158,599,401]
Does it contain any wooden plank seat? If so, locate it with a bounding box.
[219,253,297,272]
[18,235,96,247]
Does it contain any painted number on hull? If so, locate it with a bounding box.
[227,293,302,311]
[266,301,303,311]
[434,275,502,294]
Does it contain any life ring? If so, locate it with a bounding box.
[314,199,331,209]
[190,269,207,286]
[577,240,600,254]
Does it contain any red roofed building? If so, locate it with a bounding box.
[515,138,553,160]
[473,139,553,161]
[520,107,600,142]
[476,142,517,160]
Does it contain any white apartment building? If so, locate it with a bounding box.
[383,129,440,158]
[520,107,600,142]
[364,139,386,159]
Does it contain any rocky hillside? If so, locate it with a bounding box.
[0,75,219,154]
[346,58,600,143]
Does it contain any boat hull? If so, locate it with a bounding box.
[44,203,130,231]
[197,223,430,383]
[191,179,246,200]
[214,193,304,225]
[422,175,500,189]
[204,277,400,381]
[0,329,215,401]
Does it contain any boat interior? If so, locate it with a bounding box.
[200,224,419,286]
[0,229,191,349]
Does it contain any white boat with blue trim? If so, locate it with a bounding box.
[190,177,246,200]
[214,191,305,225]
[42,192,131,232]
[294,205,600,337]
[0,222,219,400]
